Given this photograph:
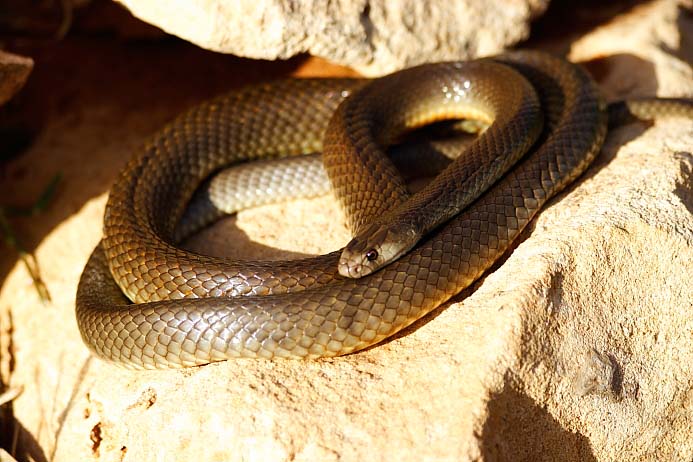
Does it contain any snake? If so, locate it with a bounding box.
[75,50,692,369]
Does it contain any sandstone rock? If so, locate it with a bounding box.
[113,0,549,76]
[0,49,32,461]
[0,448,19,462]
[1,0,692,461]
[0,51,33,106]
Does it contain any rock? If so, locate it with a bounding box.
[0,51,33,106]
[0,448,19,462]
[0,48,32,460]
[113,0,549,76]
[1,0,692,461]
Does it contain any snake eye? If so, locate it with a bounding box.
[365,249,379,262]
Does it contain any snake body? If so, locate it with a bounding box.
[77,51,611,369]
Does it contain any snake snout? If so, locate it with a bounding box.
[338,256,366,278]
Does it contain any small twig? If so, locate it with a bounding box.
[0,387,23,462]
[55,0,74,40]
[0,448,19,462]
[0,173,62,303]
[0,209,51,303]
[0,386,23,407]
[5,173,62,217]
[21,249,51,303]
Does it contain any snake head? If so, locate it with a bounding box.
[338,222,418,278]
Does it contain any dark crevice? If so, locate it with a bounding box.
[0,306,16,459]
[525,0,653,51]
[89,422,102,456]
[672,151,693,215]
[3,418,48,462]
[359,2,375,54]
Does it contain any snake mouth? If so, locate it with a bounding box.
[338,237,382,278]
[338,258,365,278]
[338,239,417,278]
[339,225,417,278]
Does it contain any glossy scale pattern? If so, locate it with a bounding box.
[77,51,633,368]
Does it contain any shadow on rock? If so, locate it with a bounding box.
[480,380,596,462]
[673,151,693,215]
[2,416,49,462]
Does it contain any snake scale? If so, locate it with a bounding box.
[76,50,691,369]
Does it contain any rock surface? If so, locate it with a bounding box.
[114,0,549,76]
[0,51,33,106]
[0,48,33,462]
[1,0,692,461]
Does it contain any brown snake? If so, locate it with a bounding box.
[75,50,691,369]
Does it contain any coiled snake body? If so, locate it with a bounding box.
[76,51,688,369]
